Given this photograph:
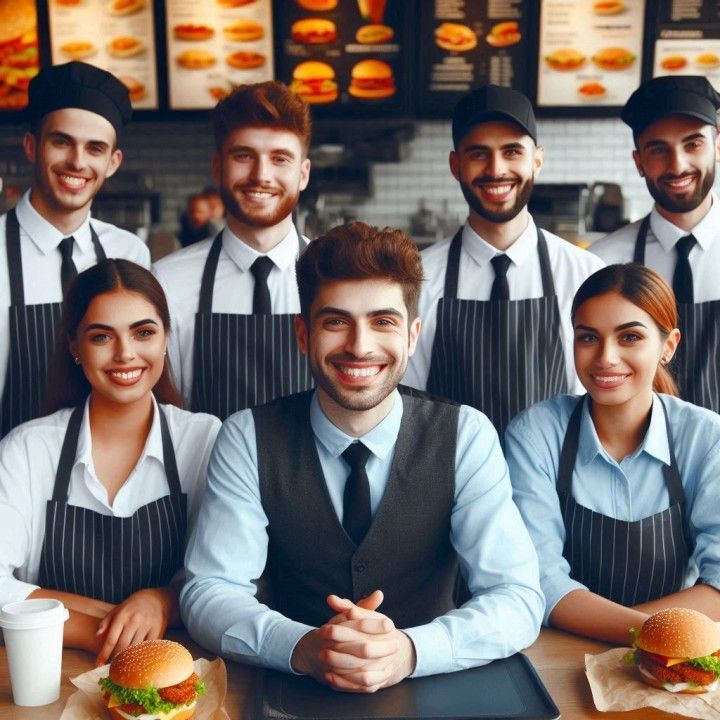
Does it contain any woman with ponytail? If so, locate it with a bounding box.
[506,263,720,644]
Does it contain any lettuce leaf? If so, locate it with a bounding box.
[98,677,205,715]
[624,649,638,666]
[688,655,720,675]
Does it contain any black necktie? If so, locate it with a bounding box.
[251,256,274,315]
[59,236,77,295]
[673,234,696,304]
[342,442,372,545]
[490,253,512,301]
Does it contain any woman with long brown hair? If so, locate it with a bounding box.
[0,259,220,665]
[506,263,720,645]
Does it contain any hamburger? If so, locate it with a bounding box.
[290,60,337,104]
[60,39,96,60]
[435,22,477,53]
[176,49,216,69]
[696,52,720,70]
[0,0,38,109]
[295,0,338,9]
[593,0,626,14]
[545,48,585,71]
[578,81,606,99]
[355,24,393,44]
[99,640,205,720]
[174,24,215,41]
[291,18,337,44]
[486,21,521,48]
[118,75,145,103]
[661,54,687,71]
[107,0,145,15]
[216,0,257,6]
[348,59,395,100]
[226,50,265,69]
[222,19,264,42]
[592,47,635,71]
[107,36,145,58]
[627,608,720,694]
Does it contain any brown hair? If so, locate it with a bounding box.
[571,263,679,396]
[44,259,183,413]
[296,222,424,321]
[212,81,312,154]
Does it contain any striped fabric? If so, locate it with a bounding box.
[634,216,720,412]
[427,228,567,438]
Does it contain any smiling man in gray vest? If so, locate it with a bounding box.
[181,221,543,692]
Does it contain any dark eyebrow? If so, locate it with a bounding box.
[83,319,158,333]
[642,132,706,151]
[462,141,525,153]
[47,131,110,150]
[574,321,648,332]
[315,306,404,319]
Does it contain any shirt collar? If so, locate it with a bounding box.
[75,395,166,470]
[15,189,94,255]
[221,224,301,274]
[577,394,671,467]
[461,216,537,269]
[310,389,403,461]
[649,192,719,253]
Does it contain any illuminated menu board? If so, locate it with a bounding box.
[276,0,411,116]
[416,0,534,116]
[165,0,274,110]
[48,0,159,110]
[537,0,645,108]
[0,0,40,111]
[651,0,720,91]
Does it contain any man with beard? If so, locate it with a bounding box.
[405,85,602,437]
[181,222,543,691]
[0,62,149,438]
[591,76,720,412]
[153,82,313,418]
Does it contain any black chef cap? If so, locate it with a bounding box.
[452,84,537,147]
[28,61,132,139]
[622,75,720,142]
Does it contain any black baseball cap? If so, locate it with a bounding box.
[622,75,720,141]
[28,61,132,138]
[452,84,537,147]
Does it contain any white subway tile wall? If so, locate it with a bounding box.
[1,117,717,239]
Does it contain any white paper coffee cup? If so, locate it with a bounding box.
[0,599,69,706]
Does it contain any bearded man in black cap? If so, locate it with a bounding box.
[404,85,603,438]
[0,61,149,438]
[591,76,720,412]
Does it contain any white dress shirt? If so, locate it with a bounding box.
[181,390,543,677]
[404,218,605,393]
[0,191,150,401]
[590,194,720,303]
[0,398,220,608]
[152,226,306,405]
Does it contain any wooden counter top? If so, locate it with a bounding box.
[0,628,689,720]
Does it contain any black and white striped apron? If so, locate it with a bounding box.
[634,215,720,412]
[190,232,313,419]
[558,395,690,606]
[37,404,187,604]
[426,227,567,437]
[1,209,106,438]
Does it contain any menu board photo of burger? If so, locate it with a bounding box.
[537,0,645,108]
[416,0,532,116]
[651,2,720,92]
[165,0,274,110]
[48,0,159,109]
[278,0,411,116]
[0,0,39,111]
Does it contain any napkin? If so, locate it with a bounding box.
[60,657,230,720]
[585,647,720,719]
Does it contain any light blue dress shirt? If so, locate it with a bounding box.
[181,389,544,677]
[505,393,720,625]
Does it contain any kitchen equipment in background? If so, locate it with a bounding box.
[585,181,628,233]
[528,183,589,243]
[91,172,159,242]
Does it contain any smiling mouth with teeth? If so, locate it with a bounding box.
[108,369,143,380]
[58,174,89,188]
[337,365,382,377]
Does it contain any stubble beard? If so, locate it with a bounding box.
[645,167,715,214]
[459,176,535,224]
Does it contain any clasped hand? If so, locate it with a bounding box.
[292,590,417,693]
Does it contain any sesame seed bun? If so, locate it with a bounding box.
[291,17,337,44]
[0,0,35,45]
[637,608,720,660]
[348,59,395,99]
[290,60,337,104]
[109,640,194,690]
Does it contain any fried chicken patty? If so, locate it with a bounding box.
[158,672,200,705]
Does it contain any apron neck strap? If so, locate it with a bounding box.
[52,402,182,501]
[443,226,556,300]
[557,394,685,506]
[633,215,651,264]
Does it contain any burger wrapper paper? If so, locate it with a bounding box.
[585,647,720,719]
[61,657,230,720]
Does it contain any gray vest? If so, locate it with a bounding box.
[253,387,460,629]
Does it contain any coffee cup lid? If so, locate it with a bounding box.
[0,599,69,630]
